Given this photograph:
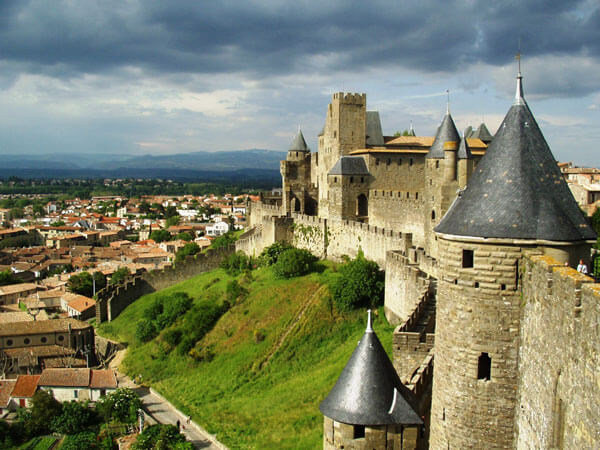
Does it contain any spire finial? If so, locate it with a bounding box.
[446,89,450,114]
[514,48,525,105]
[366,309,373,333]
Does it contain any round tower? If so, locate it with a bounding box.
[320,311,422,449]
[281,129,312,214]
[429,70,596,448]
[424,103,460,258]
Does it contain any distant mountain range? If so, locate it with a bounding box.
[0,149,286,182]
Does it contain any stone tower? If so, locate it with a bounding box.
[326,156,370,222]
[281,129,316,214]
[317,93,367,218]
[423,106,460,258]
[320,311,422,449]
[429,70,596,448]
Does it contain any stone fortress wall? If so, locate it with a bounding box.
[236,86,600,448]
[95,245,234,323]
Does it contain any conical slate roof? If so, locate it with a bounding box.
[471,123,494,143]
[427,112,459,158]
[289,130,309,152]
[328,156,370,176]
[457,135,472,159]
[319,312,422,426]
[366,111,384,146]
[435,74,596,242]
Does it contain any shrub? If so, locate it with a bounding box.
[21,390,62,437]
[272,248,317,278]
[177,301,229,356]
[132,424,192,450]
[149,229,172,243]
[225,279,248,304]
[96,388,142,424]
[61,431,98,450]
[51,400,95,434]
[162,328,183,347]
[331,254,384,312]
[156,292,193,329]
[211,231,237,249]
[135,319,158,343]
[258,241,293,267]
[220,251,252,276]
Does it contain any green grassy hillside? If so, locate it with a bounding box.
[97,264,394,449]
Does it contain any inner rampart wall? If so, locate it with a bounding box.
[96,246,234,323]
[516,255,600,449]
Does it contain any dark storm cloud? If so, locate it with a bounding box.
[0,0,598,94]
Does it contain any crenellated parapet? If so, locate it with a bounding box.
[516,254,600,449]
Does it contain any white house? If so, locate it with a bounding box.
[206,221,229,236]
[38,368,118,402]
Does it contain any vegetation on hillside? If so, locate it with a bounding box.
[97,245,392,449]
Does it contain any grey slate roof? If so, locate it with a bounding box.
[289,130,309,152]
[435,76,596,242]
[470,123,494,143]
[457,136,472,159]
[427,112,460,158]
[319,312,422,426]
[328,156,370,176]
[366,111,384,146]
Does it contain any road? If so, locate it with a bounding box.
[110,350,226,449]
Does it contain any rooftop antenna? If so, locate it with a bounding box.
[446,89,450,114]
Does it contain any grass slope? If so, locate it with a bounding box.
[98,264,394,449]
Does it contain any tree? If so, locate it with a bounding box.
[139,202,151,214]
[164,205,178,219]
[96,388,142,424]
[272,248,317,279]
[175,242,200,262]
[331,254,384,312]
[150,229,171,243]
[0,270,23,287]
[50,220,66,227]
[591,208,600,235]
[21,390,62,436]
[51,400,95,434]
[258,241,293,267]
[67,271,107,297]
[211,231,237,249]
[165,215,181,227]
[175,232,193,241]
[110,267,131,285]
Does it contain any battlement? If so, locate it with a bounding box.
[331,92,366,105]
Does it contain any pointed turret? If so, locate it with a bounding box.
[457,132,472,160]
[435,71,595,242]
[289,129,309,152]
[427,111,460,158]
[470,123,494,143]
[319,311,421,426]
[408,120,416,136]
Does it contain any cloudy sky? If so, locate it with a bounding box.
[0,0,599,165]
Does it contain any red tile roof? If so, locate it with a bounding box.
[0,380,17,407]
[11,375,40,398]
[38,368,89,387]
[89,370,117,389]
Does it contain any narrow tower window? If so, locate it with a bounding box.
[435,160,440,169]
[462,249,474,268]
[353,425,365,439]
[431,210,436,220]
[477,353,491,380]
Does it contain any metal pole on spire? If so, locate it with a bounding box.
[446,89,450,114]
[514,46,525,105]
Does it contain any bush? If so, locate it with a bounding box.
[61,431,98,450]
[175,242,200,262]
[225,279,248,305]
[177,301,229,356]
[96,388,142,424]
[220,251,253,276]
[21,390,62,437]
[51,400,95,434]
[331,254,384,312]
[133,424,192,450]
[211,231,237,249]
[109,267,130,285]
[162,328,183,347]
[135,319,158,343]
[272,248,317,278]
[258,241,293,267]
